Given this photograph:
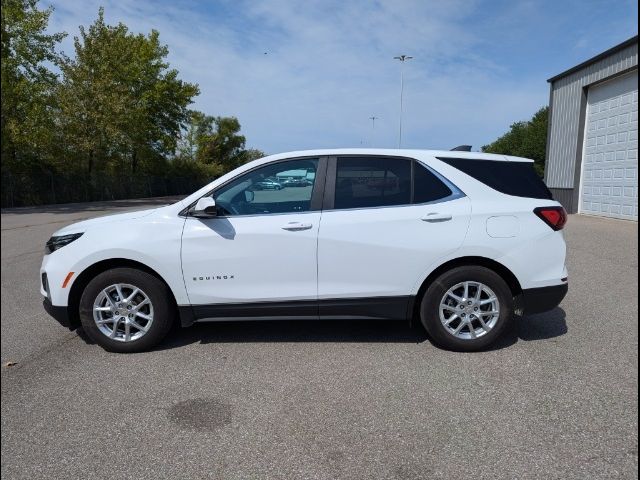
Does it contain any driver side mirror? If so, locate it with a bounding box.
[244,190,255,203]
[192,197,218,218]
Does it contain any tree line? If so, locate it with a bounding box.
[1,1,264,206]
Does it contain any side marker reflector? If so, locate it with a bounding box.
[62,272,75,288]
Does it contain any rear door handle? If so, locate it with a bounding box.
[281,222,313,231]
[421,212,453,223]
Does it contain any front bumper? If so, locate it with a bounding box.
[520,283,568,315]
[43,297,74,330]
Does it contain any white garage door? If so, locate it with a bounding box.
[580,70,638,220]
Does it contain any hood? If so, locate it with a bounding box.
[53,208,158,236]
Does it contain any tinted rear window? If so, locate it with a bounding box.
[335,157,411,209]
[438,157,552,200]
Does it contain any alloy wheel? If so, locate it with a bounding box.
[439,281,500,340]
[92,283,154,342]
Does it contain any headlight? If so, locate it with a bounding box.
[45,233,84,254]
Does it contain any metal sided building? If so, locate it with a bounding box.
[545,36,638,220]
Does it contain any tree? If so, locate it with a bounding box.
[199,116,247,169]
[0,3,266,206]
[482,107,548,176]
[1,0,65,171]
[236,148,266,165]
[176,110,214,162]
[56,8,199,174]
[175,111,264,174]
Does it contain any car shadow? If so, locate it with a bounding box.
[161,307,566,352]
[488,307,568,350]
[196,217,237,240]
[160,319,429,348]
[75,308,567,352]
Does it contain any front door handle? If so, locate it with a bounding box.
[422,212,453,223]
[281,222,313,231]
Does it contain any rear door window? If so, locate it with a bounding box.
[334,157,411,209]
[438,157,552,200]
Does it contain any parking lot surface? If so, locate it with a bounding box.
[1,199,638,479]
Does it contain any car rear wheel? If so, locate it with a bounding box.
[79,268,174,353]
[420,266,513,351]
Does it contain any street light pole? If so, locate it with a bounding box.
[393,54,413,148]
[369,115,379,146]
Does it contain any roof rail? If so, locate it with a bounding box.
[450,145,472,152]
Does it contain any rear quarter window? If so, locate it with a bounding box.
[413,162,453,203]
[438,157,553,200]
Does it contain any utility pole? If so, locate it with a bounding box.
[393,54,413,148]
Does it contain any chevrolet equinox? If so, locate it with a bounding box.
[41,149,569,352]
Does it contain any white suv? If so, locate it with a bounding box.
[41,149,568,352]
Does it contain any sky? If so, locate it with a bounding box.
[43,0,638,154]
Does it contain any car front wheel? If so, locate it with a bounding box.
[79,267,174,353]
[420,266,513,352]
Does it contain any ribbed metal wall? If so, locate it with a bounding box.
[549,188,576,213]
[545,42,638,189]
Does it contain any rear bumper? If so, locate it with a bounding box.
[43,297,74,329]
[520,283,568,315]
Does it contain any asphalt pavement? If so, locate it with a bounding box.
[1,199,638,479]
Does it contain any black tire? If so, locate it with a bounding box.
[420,266,513,352]
[79,268,175,353]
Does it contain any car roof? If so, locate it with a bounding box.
[259,148,534,163]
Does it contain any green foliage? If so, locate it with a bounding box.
[167,157,223,181]
[197,116,245,167]
[1,0,66,171]
[237,148,267,165]
[482,107,549,176]
[1,3,264,206]
[56,8,199,174]
[175,112,265,169]
[176,110,215,162]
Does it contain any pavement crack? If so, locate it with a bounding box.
[1,331,79,373]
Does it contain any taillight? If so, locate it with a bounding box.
[534,206,567,231]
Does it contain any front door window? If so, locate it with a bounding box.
[212,158,319,216]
